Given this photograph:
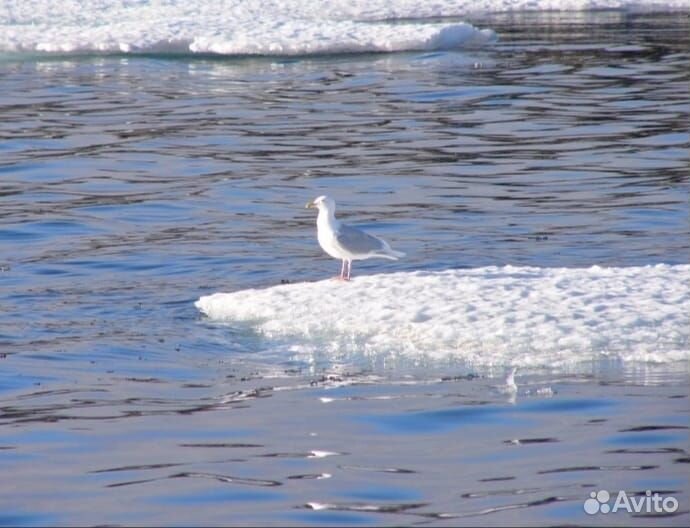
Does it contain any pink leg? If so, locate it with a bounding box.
[340,259,346,279]
[346,260,352,280]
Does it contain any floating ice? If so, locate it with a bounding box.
[1,1,686,56]
[196,265,690,369]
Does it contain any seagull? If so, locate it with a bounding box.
[305,195,404,280]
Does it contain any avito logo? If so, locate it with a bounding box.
[584,490,679,515]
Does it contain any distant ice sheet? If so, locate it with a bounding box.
[196,264,690,369]
[1,0,686,56]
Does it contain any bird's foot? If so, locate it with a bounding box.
[332,276,350,282]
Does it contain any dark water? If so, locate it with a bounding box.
[1,11,689,526]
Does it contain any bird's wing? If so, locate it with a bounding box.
[335,223,387,255]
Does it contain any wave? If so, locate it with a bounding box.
[196,264,690,369]
[2,0,686,57]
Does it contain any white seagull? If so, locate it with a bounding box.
[305,195,405,281]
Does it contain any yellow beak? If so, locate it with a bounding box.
[305,201,315,209]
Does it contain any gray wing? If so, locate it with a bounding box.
[336,223,387,254]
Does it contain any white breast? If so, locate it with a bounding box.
[316,211,347,260]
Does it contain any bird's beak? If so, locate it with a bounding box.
[305,200,315,209]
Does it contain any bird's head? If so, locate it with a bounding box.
[305,195,335,212]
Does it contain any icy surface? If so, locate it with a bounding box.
[196,265,690,369]
[1,0,686,56]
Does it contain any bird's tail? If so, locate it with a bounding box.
[379,247,405,260]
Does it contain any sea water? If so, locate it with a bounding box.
[1,1,689,526]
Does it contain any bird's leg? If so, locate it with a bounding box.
[333,259,346,280]
[333,260,350,281]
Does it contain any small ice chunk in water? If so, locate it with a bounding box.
[504,367,518,392]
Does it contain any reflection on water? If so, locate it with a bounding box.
[0,12,688,527]
[3,370,686,526]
